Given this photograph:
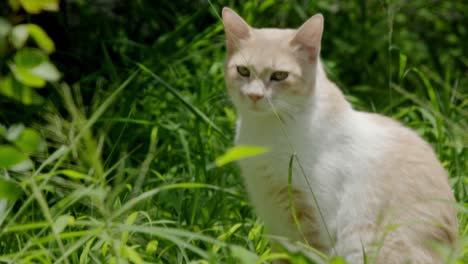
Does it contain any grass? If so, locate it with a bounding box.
[0,0,467,263]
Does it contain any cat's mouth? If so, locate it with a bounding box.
[247,104,270,114]
[248,103,263,111]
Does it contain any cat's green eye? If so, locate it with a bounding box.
[236,66,250,77]
[270,71,288,81]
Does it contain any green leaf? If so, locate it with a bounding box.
[398,52,407,80]
[5,124,24,141]
[21,0,59,14]
[0,18,11,54]
[14,128,45,153]
[0,75,44,105]
[125,212,139,225]
[14,48,48,69]
[0,125,6,137]
[145,240,158,254]
[329,256,347,264]
[9,159,33,172]
[59,169,93,181]
[215,145,269,167]
[122,246,144,264]
[53,215,74,234]
[8,0,21,11]
[9,24,55,53]
[101,241,109,256]
[0,178,22,201]
[10,64,46,87]
[11,48,60,85]
[230,245,259,264]
[121,212,139,249]
[10,24,29,49]
[30,61,61,81]
[28,24,55,53]
[80,238,95,264]
[0,18,11,38]
[0,145,29,169]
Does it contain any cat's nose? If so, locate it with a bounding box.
[248,93,264,102]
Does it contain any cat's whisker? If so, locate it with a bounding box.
[270,100,293,114]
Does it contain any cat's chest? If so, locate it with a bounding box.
[235,119,321,184]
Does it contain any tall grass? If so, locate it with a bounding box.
[0,1,466,263]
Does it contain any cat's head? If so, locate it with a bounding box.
[223,7,324,117]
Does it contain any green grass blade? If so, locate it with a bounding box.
[137,63,226,138]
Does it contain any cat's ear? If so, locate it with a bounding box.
[222,7,252,53]
[291,14,324,62]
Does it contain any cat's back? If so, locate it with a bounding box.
[357,111,458,243]
[359,111,453,197]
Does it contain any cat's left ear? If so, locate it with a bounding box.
[291,14,324,63]
[222,7,252,53]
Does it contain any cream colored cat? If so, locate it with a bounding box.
[222,7,457,264]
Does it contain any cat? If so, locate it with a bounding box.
[222,7,457,264]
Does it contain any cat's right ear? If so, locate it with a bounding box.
[222,7,251,53]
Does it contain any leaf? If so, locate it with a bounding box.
[145,240,158,254]
[0,75,44,105]
[9,159,33,172]
[121,212,139,248]
[10,64,46,87]
[13,128,45,153]
[10,48,60,86]
[125,212,139,225]
[0,18,11,53]
[21,0,59,14]
[59,169,93,181]
[30,61,61,81]
[0,18,11,38]
[8,0,21,11]
[122,246,144,264]
[329,256,347,264]
[80,238,95,264]
[52,215,74,234]
[10,24,29,49]
[230,245,259,264]
[14,48,48,69]
[9,24,55,52]
[0,125,6,137]
[101,241,109,256]
[27,24,55,53]
[0,178,22,201]
[6,124,24,141]
[398,52,407,80]
[215,145,269,167]
[0,145,29,169]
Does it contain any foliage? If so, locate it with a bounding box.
[0,0,466,263]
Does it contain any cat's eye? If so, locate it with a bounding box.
[237,66,250,77]
[270,71,288,81]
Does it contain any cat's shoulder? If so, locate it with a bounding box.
[360,112,402,128]
[358,111,437,154]
[353,111,426,145]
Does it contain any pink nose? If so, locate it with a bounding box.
[248,93,264,102]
